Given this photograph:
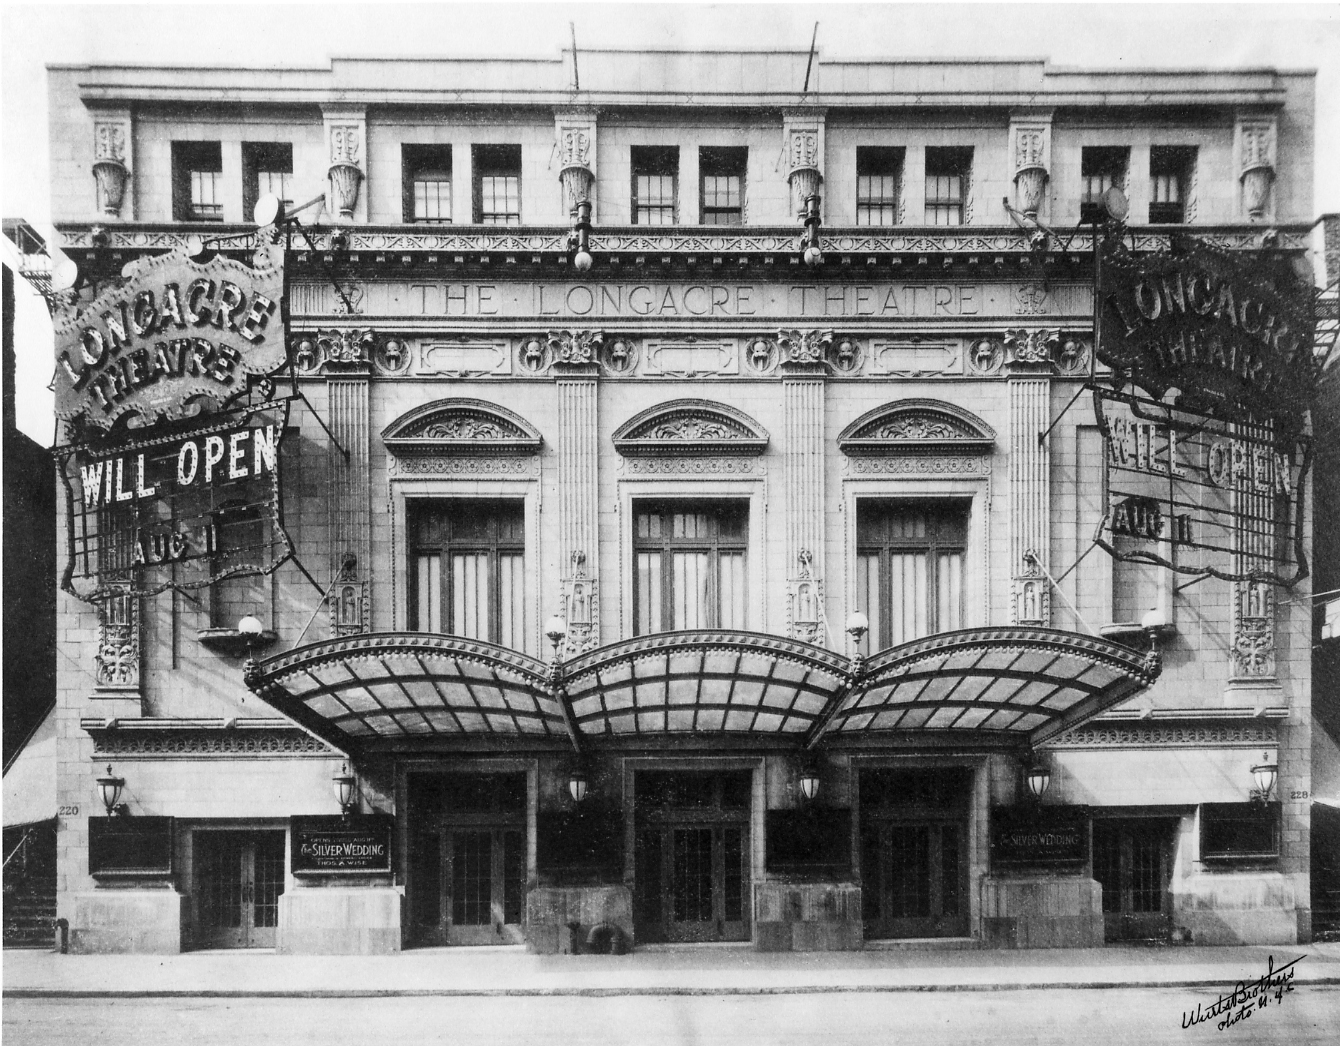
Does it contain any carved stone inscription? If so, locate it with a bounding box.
[290,281,1092,320]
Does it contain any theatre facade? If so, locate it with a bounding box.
[43,51,1317,953]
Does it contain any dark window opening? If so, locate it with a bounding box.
[856,501,969,653]
[1149,146,1196,224]
[242,143,293,224]
[402,144,453,224]
[856,147,904,226]
[632,146,678,225]
[1201,803,1280,860]
[699,146,747,226]
[1081,146,1130,224]
[472,144,522,225]
[632,500,748,635]
[172,141,223,222]
[924,147,972,226]
[408,500,525,649]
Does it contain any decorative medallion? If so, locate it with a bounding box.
[967,337,1005,375]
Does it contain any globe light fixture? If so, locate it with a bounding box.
[332,762,357,815]
[1250,753,1277,803]
[1024,754,1051,801]
[96,764,126,816]
[798,763,822,801]
[568,766,589,803]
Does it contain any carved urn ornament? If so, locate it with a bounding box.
[1012,127,1049,219]
[327,125,364,219]
[92,123,130,218]
[1239,121,1276,223]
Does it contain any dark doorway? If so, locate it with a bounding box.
[634,770,751,943]
[408,772,527,946]
[193,830,286,948]
[859,768,971,939]
[1092,817,1178,942]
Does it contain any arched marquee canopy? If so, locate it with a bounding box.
[244,628,1161,756]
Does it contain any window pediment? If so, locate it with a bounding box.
[381,398,542,455]
[838,399,995,455]
[613,399,769,457]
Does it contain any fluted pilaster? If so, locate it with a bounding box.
[783,373,826,643]
[557,368,600,654]
[328,377,371,634]
[1009,372,1051,625]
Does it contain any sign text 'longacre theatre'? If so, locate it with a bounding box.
[53,244,285,432]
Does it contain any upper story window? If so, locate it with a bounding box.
[631,146,678,225]
[1149,146,1196,224]
[172,142,223,222]
[855,501,968,653]
[402,144,453,224]
[473,145,522,225]
[1081,147,1130,223]
[924,147,972,226]
[856,147,904,226]
[633,501,747,635]
[242,143,292,224]
[409,500,525,648]
[700,147,747,226]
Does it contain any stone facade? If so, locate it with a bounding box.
[42,51,1315,954]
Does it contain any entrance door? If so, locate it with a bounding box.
[634,771,751,944]
[859,768,970,939]
[194,830,286,949]
[1093,818,1176,942]
[407,772,528,946]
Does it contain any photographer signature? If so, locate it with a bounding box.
[1181,954,1302,1031]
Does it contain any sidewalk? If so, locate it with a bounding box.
[6,942,1340,997]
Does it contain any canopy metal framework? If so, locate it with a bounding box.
[242,627,1162,756]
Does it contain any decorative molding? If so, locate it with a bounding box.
[94,583,140,692]
[1005,327,1059,366]
[1236,115,1276,222]
[1232,580,1276,680]
[90,728,333,757]
[374,336,412,375]
[1048,721,1278,749]
[613,399,769,456]
[92,119,131,219]
[419,339,511,378]
[392,455,533,476]
[786,550,823,644]
[642,338,738,377]
[313,328,376,371]
[1012,550,1050,626]
[330,578,369,638]
[848,455,990,476]
[1014,283,1049,315]
[381,398,543,455]
[870,339,961,378]
[560,550,599,657]
[623,456,758,475]
[777,328,832,366]
[838,399,995,455]
[54,224,1316,255]
[1009,114,1052,219]
[967,337,1005,375]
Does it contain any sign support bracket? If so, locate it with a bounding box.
[296,388,349,461]
[1037,384,1090,446]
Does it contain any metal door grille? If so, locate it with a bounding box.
[452,831,493,926]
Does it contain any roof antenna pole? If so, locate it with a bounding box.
[570,22,580,91]
[802,21,819,96]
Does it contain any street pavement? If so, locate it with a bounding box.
[5,943,1340,1044]
[5,987,1340,1046]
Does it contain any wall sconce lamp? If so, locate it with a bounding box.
[545,615,568,665]
[568,199,594,273]
[96,764,126,816]
[799,194,824,267]
[332,761,357,815]
[1250,753,1278,803]
[845,611,869,653]
[798,761,822,802]
[568,764,590,804]
[1024,752,1051,801]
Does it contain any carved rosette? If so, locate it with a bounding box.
[94,584,140,692]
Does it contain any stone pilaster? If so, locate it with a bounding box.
[327,375,371,635]
[322,104,367,222]
[782,109,826,219]
[1006,336,1054,626]
[1230,421,1278,682]
[555,353,600,655]
[554,107,598,219]
[782,363,826,643]
[1008,108,1052,220]
[90,107,133,220]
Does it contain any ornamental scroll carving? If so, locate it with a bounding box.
[787,549,823,644]
[95,123,127,163]
[613,399,769,456]
[1231,580,1275,679]
[559,128,592,170]
[547,329,604,365]
[839,400,996,451]
[561,550,599,657]
[1004,327,1059,365]
[329,125,362,166]
[381,398,543,455]
[92,729,333,757]
[94,583,140,692]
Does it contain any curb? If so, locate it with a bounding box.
[8,978,1340,999]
